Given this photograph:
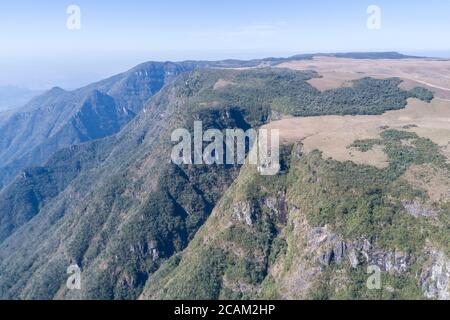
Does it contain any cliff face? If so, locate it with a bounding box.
[0,65,447,300]
[141,134,449,300]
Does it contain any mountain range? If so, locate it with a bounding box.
[0,52,448,300]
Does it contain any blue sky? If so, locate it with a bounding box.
[1,0,449,89]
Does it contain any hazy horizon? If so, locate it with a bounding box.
[1,0,450,90]
[3,50,450,92]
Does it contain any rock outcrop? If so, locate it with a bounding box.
[420,249,450,300]
[233,201,254,226]
[308,226,413,273]
[402,200,435,218]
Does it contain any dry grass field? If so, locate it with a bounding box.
[277,57,450,99]
[402,164,450,203]
[264,98,450,168]
[262,57,450,169]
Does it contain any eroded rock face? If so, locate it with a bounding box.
[421,249,450,300]
[306,226,450,299]
[402,200,435,218]
[129,240,159,262]
[233,192,288,227]
[263,192,288,223]
[307,226,413,273]
[148,240,159,262]
[233,201,254,226]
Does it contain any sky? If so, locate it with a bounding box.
[0,0,449,89]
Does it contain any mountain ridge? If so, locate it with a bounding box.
[0,61,200,189]
[0,63,443,299]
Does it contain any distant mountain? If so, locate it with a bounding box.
[0,61,199,189]
[304,51,423,60]
[0,51,429,190]
[0,86,41,111]
[201,51,425,68]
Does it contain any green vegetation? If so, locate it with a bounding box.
[349,139,382,152]
[290,129,449,254]
[408,87,434,102]
[179,68,428,120]
[0,66,444,300]
[142,156,292,299]
[189,69,429,116]
[145,127,448,300]
[329,267,424,300]
[88,70,445,299]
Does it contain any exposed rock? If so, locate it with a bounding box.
[308,226,345,266]
[222,274,259,295]
[364,249,412,273]
[264,197,278,213]
[333,241,347,264]
[263,191,287,223]
[129,240,159,262]
[232,192,287,227]
[402,200,435,218]
[148,240,159,262]
[307,227,413,273]
[319,248,334,266]
[233,201,254,226]
[420,249,450,300]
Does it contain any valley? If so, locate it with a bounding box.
[0,53,448,300]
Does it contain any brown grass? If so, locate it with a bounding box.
[213,79,234,90]
[402,164,450,203]
[277,57,450,99]
[263,98,450,168]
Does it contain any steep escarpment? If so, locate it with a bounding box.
[141,128,449,300]
[0,67,437,299]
